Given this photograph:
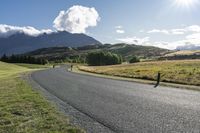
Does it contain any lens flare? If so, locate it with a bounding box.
[174,0,199,8]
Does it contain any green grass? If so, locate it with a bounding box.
[0,62,84,133]
[79,60,200,86]
[15,63,52,69]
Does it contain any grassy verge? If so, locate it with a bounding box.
[0,62,84,133]
[14,63,52,69]
[78,60,200,86]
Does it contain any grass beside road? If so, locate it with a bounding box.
[14,63,52,69]
[78,60,200,86]
[0,61,83,133]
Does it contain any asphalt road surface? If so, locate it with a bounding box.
[31,66,200,133]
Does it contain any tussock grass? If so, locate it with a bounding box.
[79,60,200,86]
[0,62,84,133]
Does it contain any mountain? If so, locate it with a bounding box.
[0,31,101,56]
[24,43,171,62]
[176,44,200,50]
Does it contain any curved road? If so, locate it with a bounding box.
[32,66,200,133]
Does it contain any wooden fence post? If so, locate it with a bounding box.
[154,72,161,88]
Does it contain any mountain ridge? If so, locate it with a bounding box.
[0,31,101,56]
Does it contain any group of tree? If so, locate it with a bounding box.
[86,51,123,66]
[129,56,140,63]
[0,52,140,66]
[67,55,86,64]
[0,54,48,65]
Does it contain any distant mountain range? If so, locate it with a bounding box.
[176,44,200,50]
[0,31,101,56]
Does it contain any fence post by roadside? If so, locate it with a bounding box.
[154,72,161,88]
[71,64,73,71]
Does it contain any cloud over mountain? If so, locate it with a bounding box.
[0,24,52,38]
[0,5,100,38]
[53,5,100,33]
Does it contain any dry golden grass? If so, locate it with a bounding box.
[79,60,200,86]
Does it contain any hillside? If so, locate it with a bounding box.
[0,31,101,56]
[106,44,170,60]
[24,43,170,62]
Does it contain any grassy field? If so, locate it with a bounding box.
[0,61,84,133]
[79,60,200,86]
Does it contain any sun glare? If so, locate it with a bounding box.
[173,0,199,8]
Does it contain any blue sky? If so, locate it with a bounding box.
[1,0,200,49]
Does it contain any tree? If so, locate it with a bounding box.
[129,56,140,63]
[0,54,48,65]
[86,51,122,66]
[0,54,8,62]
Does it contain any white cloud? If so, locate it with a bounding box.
[147,25,200,35]
[116,32,200,50]
[0,24,53,38]
[116,36,150,45]
[151,33,200,50]
[115,25,125,34]
[170,33,200,49]
[115,25,200,50]
[186,33,200,40]
[186,25,200,32]
[152,41,176,50]
[115,26,123,29]
[53,5,100,34]
[116,29,125,34]
[147,29,169,34]
[171,29,185,35]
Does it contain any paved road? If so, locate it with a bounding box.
[32,66,200,133]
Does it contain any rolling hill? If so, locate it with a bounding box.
[24,43,171,62]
